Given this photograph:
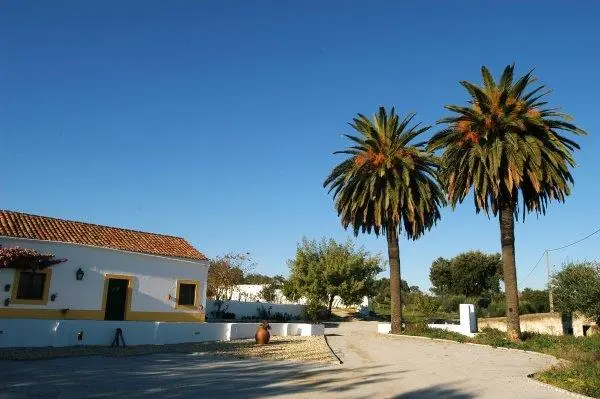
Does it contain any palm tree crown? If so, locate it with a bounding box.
[429,65,586,217]
[324,107,445,237]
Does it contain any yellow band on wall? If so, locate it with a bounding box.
[0,308,205,322]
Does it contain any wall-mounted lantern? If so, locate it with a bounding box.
[75,268,85,281]
[3,284,10,292]
[50,293,58,302]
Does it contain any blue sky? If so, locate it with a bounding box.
[1,1,598,290]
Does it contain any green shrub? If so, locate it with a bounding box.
[403,323,468,343]
[439,295,468,313]
[538,362,600,398]
[472,327,514,347]
[303,301,326,321]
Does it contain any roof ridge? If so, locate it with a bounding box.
[0,209,186,240]
[0,209,207,261]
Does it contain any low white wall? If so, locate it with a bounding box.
[0,319,324,348]
[206,300,305,319]
[377,304,477,337]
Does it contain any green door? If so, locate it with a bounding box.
[104,279,129,321]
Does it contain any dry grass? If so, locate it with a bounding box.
[0,336,337,364]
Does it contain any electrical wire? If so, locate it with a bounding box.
[518,227,600,285]
[547,227,600,252]
[518,251,546,286]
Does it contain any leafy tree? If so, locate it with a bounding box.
[429,257,453,295]
[259,282,279,302]
[410,292,442,319]
[429,65,586,341]
[552,262,600,325]
[286,238,382,316]
[243,273,274,285]
[519,288,550,314]
[430,251,502,296]
[207,252,253,300]
[372,277,410,306]
[324,107,445,333]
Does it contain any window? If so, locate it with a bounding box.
[178,283,197,307]
[15,271,48,300]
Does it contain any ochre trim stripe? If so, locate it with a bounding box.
[0,309,205,322]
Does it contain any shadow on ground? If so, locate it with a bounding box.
[392,385,474,398]
[0,353,403,398]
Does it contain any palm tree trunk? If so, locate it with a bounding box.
[499,202,522,342]
[387,223,403,334]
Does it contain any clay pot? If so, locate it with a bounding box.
[255,324,271,345]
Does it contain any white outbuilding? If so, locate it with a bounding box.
[0,210,209,323]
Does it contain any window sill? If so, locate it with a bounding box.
[10,298,49,305]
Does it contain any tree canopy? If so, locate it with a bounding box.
[286,237,382,314]
[429,65,586,341]
[372,277,411,306]
[323,106,446,333]
[244,273,284,285]
[429,251,502,297]
[207,252,254,300]
[552,262,600,325]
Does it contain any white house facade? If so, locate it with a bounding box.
[0,210,209,323]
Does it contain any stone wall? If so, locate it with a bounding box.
[478,312,597,337]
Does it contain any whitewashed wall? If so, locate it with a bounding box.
[0,237,209,314]
[0,319,324,348]
[378,304,478,337]
[206,299,306,319]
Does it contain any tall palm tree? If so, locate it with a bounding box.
[429,65,586,341]
[324,107,446,333]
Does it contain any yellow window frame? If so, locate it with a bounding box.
[176,279,200,309]
[11,268,53,305]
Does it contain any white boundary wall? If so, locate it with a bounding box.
[378,304,478,337]
[0,319,324,348]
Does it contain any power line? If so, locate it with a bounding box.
[518,226,600,286]
[518,251,546,286]
[547,227,600,252]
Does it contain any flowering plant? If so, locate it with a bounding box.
[0,247,66,270]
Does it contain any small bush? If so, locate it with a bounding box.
[304,301,326,321]
[471,327,514,347]
[271,312,292,322]
[403,323,468,343]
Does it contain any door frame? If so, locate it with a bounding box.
[101,274,134,321]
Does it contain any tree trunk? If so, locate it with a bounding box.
[499,203,521,342]
[387,223,403,334]
[328,295,335,318]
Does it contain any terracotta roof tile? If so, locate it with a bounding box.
[0,210,206,261]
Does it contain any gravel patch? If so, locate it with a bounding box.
[0,335,336,364]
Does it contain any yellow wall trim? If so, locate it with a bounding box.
[0,308,205,322]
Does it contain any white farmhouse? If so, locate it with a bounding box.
[0,210,209,323]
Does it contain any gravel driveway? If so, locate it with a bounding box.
[0,321,576,398]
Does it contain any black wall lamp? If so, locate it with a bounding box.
[75,268,85,281]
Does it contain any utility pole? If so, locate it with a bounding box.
[546,250,554,312]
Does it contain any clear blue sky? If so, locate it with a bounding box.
[1,1,598,290]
